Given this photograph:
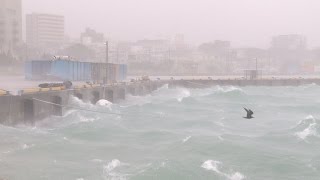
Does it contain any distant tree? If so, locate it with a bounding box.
[59,44,95,60]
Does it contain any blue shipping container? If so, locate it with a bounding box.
[25,60,52,80]
[25,60,125,82]
[51,60,92,81]
[51,60,70,80]
[118,64,127,81]
[25,61,32,80]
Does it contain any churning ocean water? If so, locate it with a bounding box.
[1,84,320,180]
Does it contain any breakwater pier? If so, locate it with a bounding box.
[1,78,320,126]
[0,80,164,126]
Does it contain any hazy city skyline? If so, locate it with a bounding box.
[23,0,320,48]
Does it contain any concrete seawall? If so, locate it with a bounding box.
[0,80,165,126]
[1,78,320,126]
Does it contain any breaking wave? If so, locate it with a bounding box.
[103,159,128,180]
[96,99,113,110]
[214,86,245,95]
[294,115,319,140]
[201,160,245,180]
[182,136,192,143]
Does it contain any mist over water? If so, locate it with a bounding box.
[1,85,320,179]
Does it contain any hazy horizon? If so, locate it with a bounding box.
[23,0,320,48]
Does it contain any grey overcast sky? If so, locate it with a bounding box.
[23,0,320,48]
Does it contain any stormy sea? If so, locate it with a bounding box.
[1,84,320,180]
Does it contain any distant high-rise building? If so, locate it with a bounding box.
[270,34,307,74]
[174,34,185,47]
[271,34,306,50]
[0,0,22,52]
[26,13,65,47]
[80,28,105,44]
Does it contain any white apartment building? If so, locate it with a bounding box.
[0,0,22,52]
[26,13,64,47]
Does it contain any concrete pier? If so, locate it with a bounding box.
[0,80,167,125]
[1,78,320,126]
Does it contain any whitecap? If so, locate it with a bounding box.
[156,84,169,91]
[70,96,95,108]
[295,123,318,140]
[201,160,221,172]
[96,99,113,108]
[305,115,316,120]
[218,135,224,141]
[77,114,97,123]
[62,109,77,118]
[209,86,247,99]
[103,159,121,173]
[201,160,245,180]
[295,115,319,140]
[177,89,191,102]
[292,115,314,129]
[230,172,246,180]
[224,86,244,93]
[79,117,96,123]
[215,86,244,94]
[103,159,127,180]
[296,115,316,126]
[22,144,28,149]
[182,136,192,143]
[22,144,35,150]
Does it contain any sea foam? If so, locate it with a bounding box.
[103,159,127,180]
[295,115,319,140]
[177,88,191,102]
[202,160,245,180]
[295,123,318,140]
[96,99,113,110]
[104,159,121,172]
[22,144,35,150]
[182,136,192,143]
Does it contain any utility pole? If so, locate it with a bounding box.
[25,44,28,61]
[225,50,230,75]
[105,41,109,84]
[116,45,119,63]
[106,41,109,64]
[255,58,258,79]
